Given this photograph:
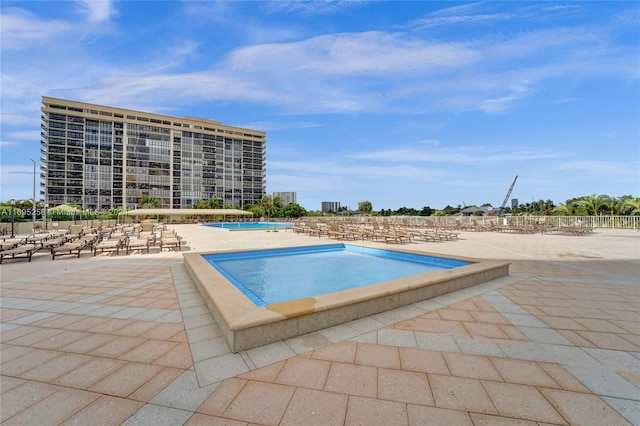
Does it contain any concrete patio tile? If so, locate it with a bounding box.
[463,322,510,340]
[378,368,434,405]
[0,376,26,394]
[489,358,559,388]
[349,330,378,344]
[60,395,144,426]
[149,369,218,412]
[540,388,633,426]
[468,413,538,425]
[482,381,566,424]
[0,325,41,344]
[453,335,506,357]
[87,336,146,358]
[197,377,247,417]
[0,381,60,422]
[128,366,184,402]
[194,353,249,386]
[414,331,461,352]
[183,313,215,329]
[190,337,231,362]
[311,340,358,363]
[429,374,498,415]
[184,412,248,425]
[284,331,333,354]
[1,349,61,377]
[122,403,193,426]
[2,327,66,347]
[399,347,450,375]
[518,326,574,345]
[565,365,640,400]
[151,342,192,369]
[237,360,285,383]
[345,396,409,426]
[186,324,223,344]
[324,362,377,398]
[85,318,132,334]
[113,321,159,338]
[317,323,360,343]
[181,305,211,320]
[0,344,35,364]
[223,381,295,425]
[52,358,127,389]
[376,328,418,348]
[119,340,178,363]
[8,312,57,325]
[88,362,164,398]
[575,330,640,351]
[274,357,331,390]
[602,396,640,426]
[280,387,348,426]
[140,323,186,341]
[18,353,92,382]
[244,341,297,369]
[59,333,116,354]
[443,352,503,381]
[407,405,474,425]
[343,316,386,334]
[582,348,640,373]
[355,342,401,369]
[438,308,475,322]
[2,387,100,426]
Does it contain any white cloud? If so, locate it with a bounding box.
[75,0,115,23]
[0,8,71,51]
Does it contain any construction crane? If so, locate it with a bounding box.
[497,175,518,217]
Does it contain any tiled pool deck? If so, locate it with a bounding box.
[1,225,638,425]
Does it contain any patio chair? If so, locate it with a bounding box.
[126,237,150,254]
[93,235,127,256]
[0,243,41,264]
[52,240,88,260]
[159,232,181,251]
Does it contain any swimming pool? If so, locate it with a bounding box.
[203,244,469,306]
[184,243,510,352]
[205,222,293,230]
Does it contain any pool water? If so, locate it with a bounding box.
[203,244,469,306]
[206,222,293,230]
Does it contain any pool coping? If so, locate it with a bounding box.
[184,244,510,352]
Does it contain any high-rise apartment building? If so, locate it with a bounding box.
[272,192,297,205]
[321,201,341,213]
[40,97,266,210]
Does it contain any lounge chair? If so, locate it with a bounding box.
[126,237,150,254]
[0,244,41,263]
[52,240,87,260]
[93,235,126,256]
[159,231,181,251]
[42,236,68,251]
[0,237,27,251]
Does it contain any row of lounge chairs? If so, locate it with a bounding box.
[291,219,459,244]
[0,221,183,263]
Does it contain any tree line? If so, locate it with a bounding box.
[1,193,637,222]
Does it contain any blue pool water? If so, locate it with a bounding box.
[202,244,469,306]
[206,222,293,230]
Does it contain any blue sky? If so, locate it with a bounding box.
[1,1,638,211]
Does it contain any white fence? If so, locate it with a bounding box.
[312,215,640,229]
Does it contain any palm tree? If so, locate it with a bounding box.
[619,197,640,215]
[138,194,160,209]
[574,194,612,216]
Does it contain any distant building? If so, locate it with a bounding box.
[511,198,519,209]
[272,192,297,205]
[40,97,266,210]
[321,201,341,213]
